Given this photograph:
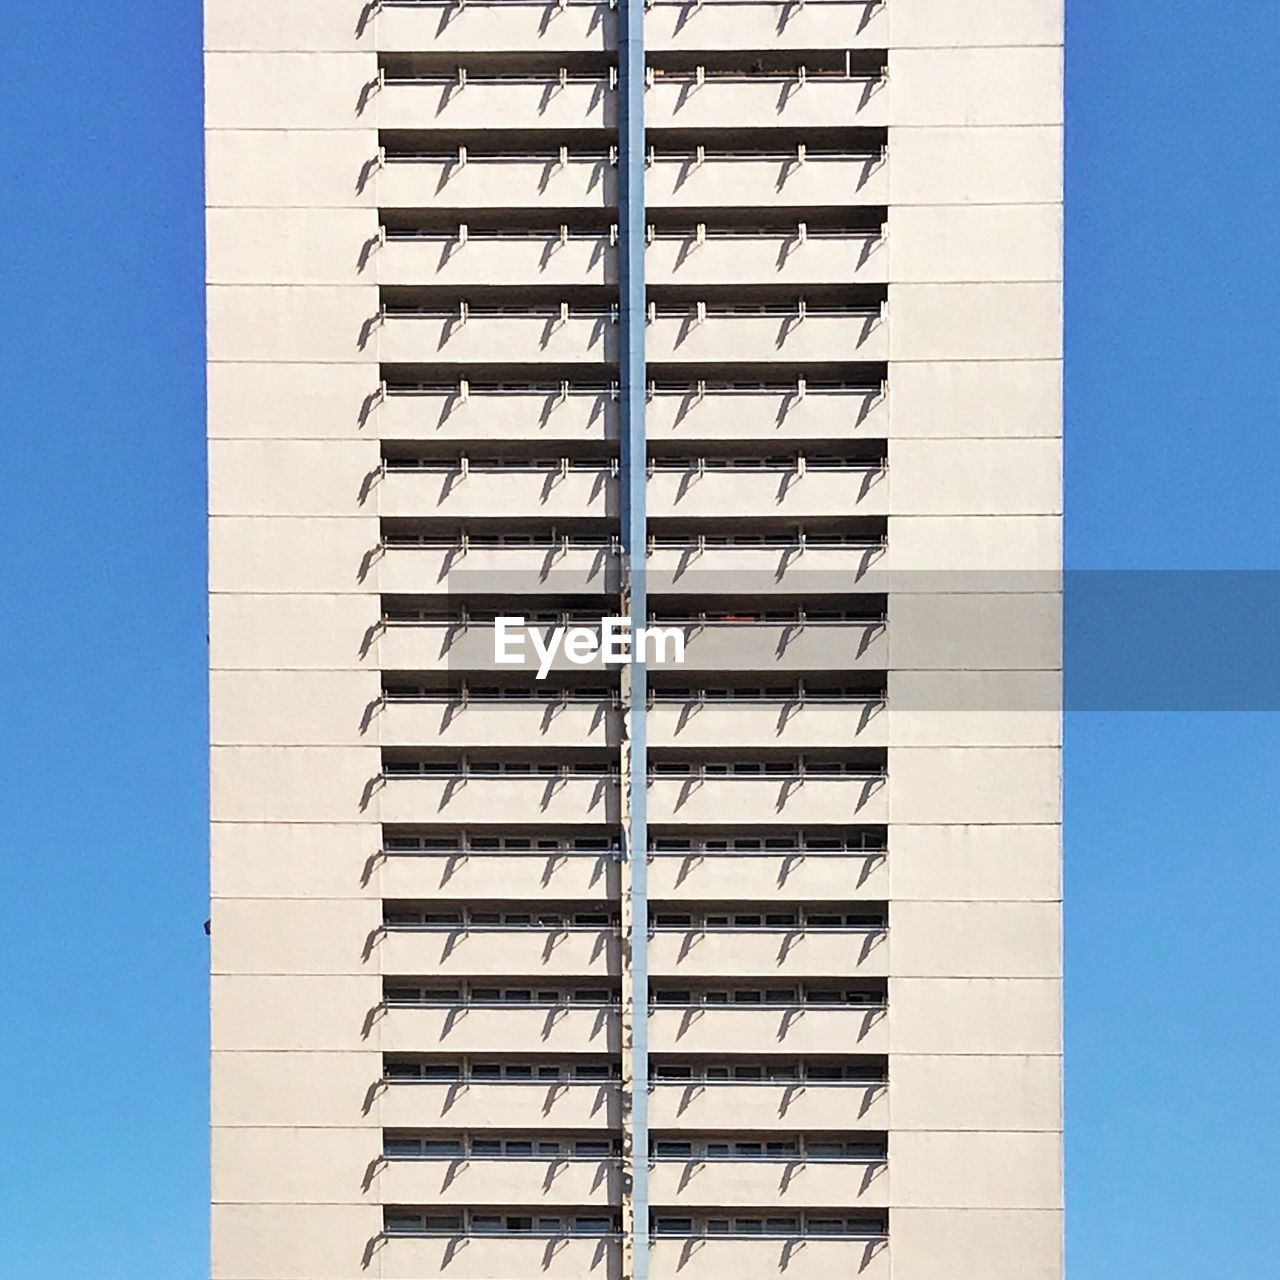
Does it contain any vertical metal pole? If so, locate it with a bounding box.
[617,0,648,1276]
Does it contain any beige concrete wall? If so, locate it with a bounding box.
[882,21,1063,1273]
[207,14,386,1279]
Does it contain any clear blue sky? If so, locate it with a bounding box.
[0,2,1274,1274]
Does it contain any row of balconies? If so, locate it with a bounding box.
[371,924,888,978]
[376,228,885,288]
[373,70,886,132]
[372,1152,887,1208]
[376,849,888,903]
[375,1077,886,1132]
[377,617,885,674]
[374,460,887,519]
[375,302,886,364]
[375,1229,886,1280]
[374,384,887,444]
[375,767,888,825]
[376,149,887,212]
[373,536,885,597]
[373,0,889,58]
[374,695,886,749]
[377,1001,888,1056]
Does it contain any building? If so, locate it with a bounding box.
[207,2,1063,1278]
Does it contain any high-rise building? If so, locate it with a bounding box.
[207,2,1063,1278]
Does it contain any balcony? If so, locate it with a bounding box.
[381,851,619,901]
[378,620,613,672]
[375,150,888,213]
[645,385,887,442]
[649,850,888,902]
[379,697,620,750]
[380,1229,885,1280]
[649,1004,887,1055]
[644,620,888,674]
[377,304,885,367]
[647,230,885,288]
[377,539,622,597]
[379,1234,620,1280]
[650,1236,887,1280]
[379,999,881,1056]
[376,231,884,291]
[379,772,621,825]
[647,771,887,826]
[374,616,887,675]
[650,1080,887,1132]
[378,308,617,366]
[376,461,885,522]
[375,850,888,905]
[379,465,615,521]
[648,926,887,979]
[376,388,618,445]
[648,150,887,210]
[648,697,885,749]
[375,0,887,57]
[648,0,888,53]
[380,1002,621,1056]
[377,926,619,978]
[649,462,886,518]
[377,1155,620,1207]
[650,1156,887,1209]
[647,72,885,130]
[377,75,614,132]
[377,153,615,213]
[378,693,882,751]
[373,385,887,447]
[645,538,886,597]
[377,2,617,56]
[380,233,614,289]
[647,304,887,365]
[380,1080,620,1131]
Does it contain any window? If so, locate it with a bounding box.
[655,1217,693,1235]
[425,1214,463,1233]
[385,1062,423,1080]
[807,1218,844,1236]
[654,1141,693,1158]
[424,1139,463,1157]
[422,1063,461,1081]
[572,988,614,1004]
[654,1064,693,1080]
[384,1137,422,1158]
[806,1065,843,1081]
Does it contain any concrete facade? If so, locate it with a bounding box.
[207,1,1063,1277]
